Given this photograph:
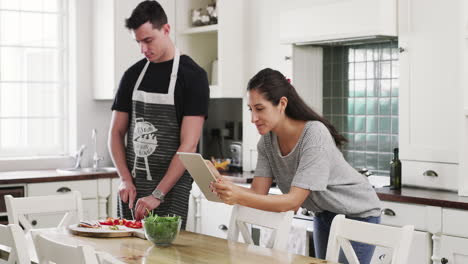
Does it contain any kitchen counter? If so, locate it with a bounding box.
[0,170,118,185]
[375,186,468,210]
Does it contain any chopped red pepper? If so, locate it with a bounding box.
[124,220,142,229]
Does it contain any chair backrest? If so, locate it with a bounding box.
[326,215,414,264]
[5,191,83,232]
[227,205,294,250]
[95,252,126,264]
[0,224,30,264]
[32,231,98,264]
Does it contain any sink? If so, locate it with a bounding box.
[56,167,117,174]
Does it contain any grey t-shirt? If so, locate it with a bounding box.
[255,121,381,218]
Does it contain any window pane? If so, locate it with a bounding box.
[0,83,25,116]
[27,83,61,116]
[0,0,20,9]
[20,12,44,46]
[43,14,60,46]
[28,118,62,148]
[0,11,20,45]
[43,0,61,12]
[1,47,60,81]
[0,119,23,148]
[20,0,43,12]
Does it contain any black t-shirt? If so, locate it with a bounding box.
[111,55,210,126]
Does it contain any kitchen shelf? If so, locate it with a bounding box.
[183,24,218,35]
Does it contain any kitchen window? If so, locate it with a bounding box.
[323,41,399,176]
[0,0,69,157]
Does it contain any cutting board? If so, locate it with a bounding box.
[68,224,146,239]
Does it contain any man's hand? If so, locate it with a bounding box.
[134,195,161,221]
[119,179,137,209]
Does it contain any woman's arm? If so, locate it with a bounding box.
[213,180,310,212]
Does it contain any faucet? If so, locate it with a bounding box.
[73,145,86,169]
[92,129,103,169]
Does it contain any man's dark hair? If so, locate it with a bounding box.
[125,0,168,30]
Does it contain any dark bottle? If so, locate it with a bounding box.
[390,148,402,190]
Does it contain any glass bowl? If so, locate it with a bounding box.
[143,215,182,247]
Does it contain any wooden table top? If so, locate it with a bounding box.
[14,228,334,264]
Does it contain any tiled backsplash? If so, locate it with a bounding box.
[323,42,398,176]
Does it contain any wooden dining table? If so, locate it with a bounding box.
[1,228,337,264]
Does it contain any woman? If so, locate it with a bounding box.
[210,68,381,264]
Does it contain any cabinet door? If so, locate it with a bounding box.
[398,0,462,164]
[440,235,468,264]
[199,198,233,239]
[26,199,98,229]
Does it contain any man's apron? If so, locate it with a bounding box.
[118,49,192,229]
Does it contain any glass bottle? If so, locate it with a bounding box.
[390,148,402,190]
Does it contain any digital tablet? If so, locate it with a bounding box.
[177,152,222,202]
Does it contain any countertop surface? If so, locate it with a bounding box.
[3,169,468,211]
[375,186,468,210]
[0,169,118,185]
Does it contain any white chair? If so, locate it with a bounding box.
[95,252,126,264]
[5,191,83,232]
[0,224,30,264]
[326,214,414,264]
[227,204,294,250]
[32,231,99,264]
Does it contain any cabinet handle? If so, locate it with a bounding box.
[441,257,448,264]
[31,220,37,226]
[381,208,396,216]
[284,56,292,61]
[218,224,228,231]
[423,170,438,177]
[398,47,405,53]
[56,187,72,193]
[378,254,386,260]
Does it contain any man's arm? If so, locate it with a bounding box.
[108,111,136,207]
[134,115,205,220]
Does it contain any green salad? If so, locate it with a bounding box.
[144,211,181,246]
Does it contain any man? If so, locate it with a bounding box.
[108,0,209,229]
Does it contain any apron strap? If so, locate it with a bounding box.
[133,60,150,92]
[168,49,180,96]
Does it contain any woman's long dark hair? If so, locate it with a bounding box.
[247,68,347,148]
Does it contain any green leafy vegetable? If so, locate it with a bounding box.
[144,211,181,246]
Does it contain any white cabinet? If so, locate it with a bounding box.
[26,179,112,228]
[175,0,246,98]
[378,201,437,264]
[280,0,397,45]
[439,235,468,264]
[398,0,463,190]
[92,0,175,99]
[199,198,233,238]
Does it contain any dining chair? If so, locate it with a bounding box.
[326,214,414,264]
[95,252,126,264]
[32,231,99,264]
[0,224,30,264]
[227,204,294,250]
[5,191,83,232]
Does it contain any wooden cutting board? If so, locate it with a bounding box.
[68,224,146,239]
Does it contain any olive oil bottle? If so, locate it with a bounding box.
[390,148,401,190]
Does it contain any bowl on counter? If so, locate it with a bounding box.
[143,215,182,247]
